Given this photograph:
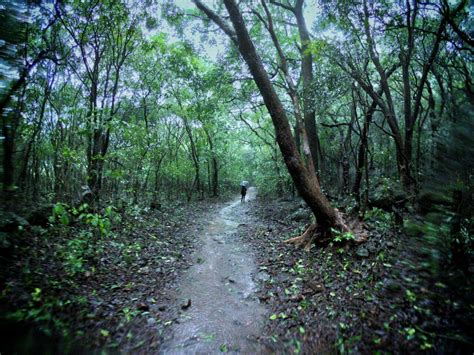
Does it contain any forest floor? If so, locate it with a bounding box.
[235,195,473,354]
[0,198,222,353]
[0,189,473,354]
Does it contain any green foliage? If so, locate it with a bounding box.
[121,307,140,322]
[405,289,417,303]
[365,208,394,233]
[7,287,69,336]
[122,242,142,266]
[49,203,121,275]
[51,203,121,237]
[50,203,70,226]
[289,259,306,276]
[457,220,473,251]
[58,230,91,276]
[0,0,471,352]
[332,229,355,243]
[78,210,113,238]
[405,212,473,270]
[307,39,328,61]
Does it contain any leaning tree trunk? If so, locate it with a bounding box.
[219,0,340,232]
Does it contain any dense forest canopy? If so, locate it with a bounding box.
[1,0,471,205]
[0,0,471,202]
[0,0,472,353]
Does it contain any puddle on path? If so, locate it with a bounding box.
[160,188,268,354]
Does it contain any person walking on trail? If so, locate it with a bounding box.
[240,185,247,203]
[240,180,249,203]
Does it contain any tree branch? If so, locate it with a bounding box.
[192,0,238,45]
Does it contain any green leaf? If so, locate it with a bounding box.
[60,214,70,226]
[219,343,228,352]
[53,203,66,216]
[31,288,42,302]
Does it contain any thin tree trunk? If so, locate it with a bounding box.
[353,100,376,205]
[2,86,26,205]
[212,157,219,197]
[294,1,321,175]
[19,68,56,188]
[2,114,16,196]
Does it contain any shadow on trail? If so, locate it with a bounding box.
[160,187,268,354]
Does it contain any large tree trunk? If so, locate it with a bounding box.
[216,0,339,231]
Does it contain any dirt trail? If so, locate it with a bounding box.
[160,187,267,354]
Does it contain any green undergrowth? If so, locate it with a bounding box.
[0,200,208,351]
[242,198,473,354]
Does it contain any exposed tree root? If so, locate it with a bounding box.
[284,209,368,250]
[334,208,350,233]
[284,223,318,251]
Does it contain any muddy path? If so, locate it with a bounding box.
[160,187,268,354]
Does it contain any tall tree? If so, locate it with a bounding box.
[329,0,468,194]
[269,0,322,175]
[193,0,352,244]
[1,1,59,204]
[56,1,138,199]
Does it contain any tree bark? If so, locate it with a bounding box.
[353,100,376,206]
[2,113,16,195]
[2,86,26,204]
[294,0,321,175]
[257,0,316,176]
[204,128,219,197]
[183,117,201,200]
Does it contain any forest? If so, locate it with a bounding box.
[0,0,472,353]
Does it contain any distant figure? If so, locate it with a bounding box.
[240,180,249,203]
[241,185,247,203]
